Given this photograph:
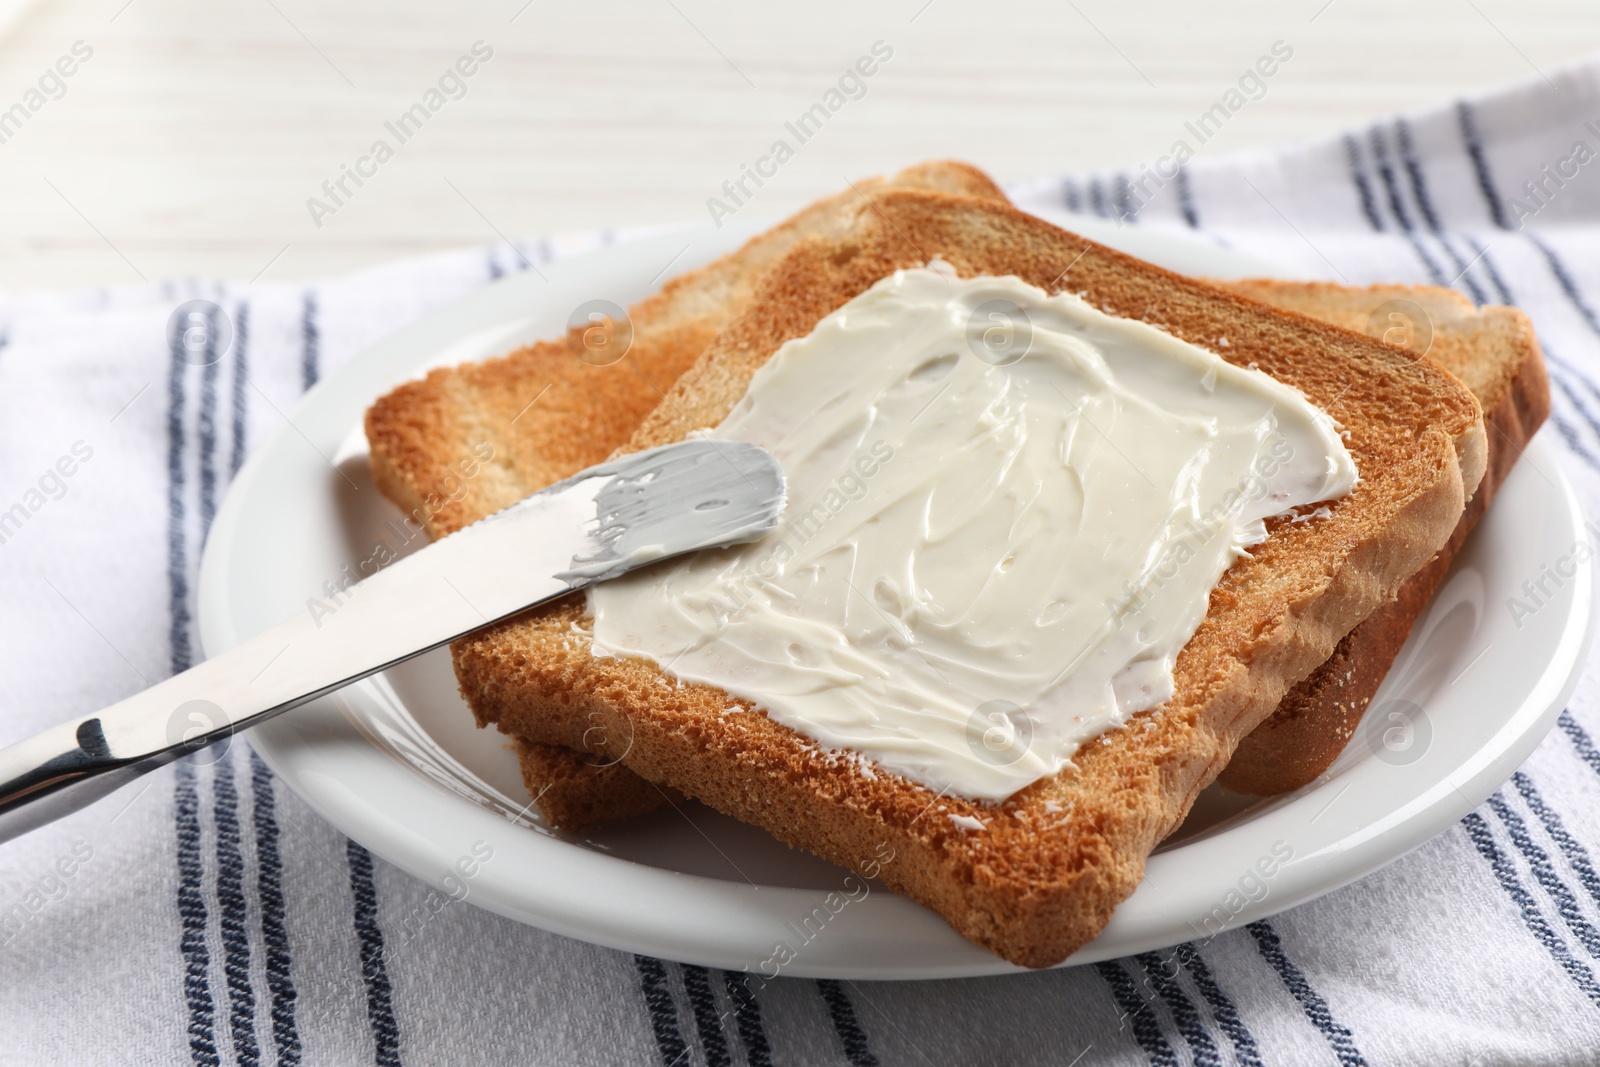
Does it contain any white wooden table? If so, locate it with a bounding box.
[0,0,1596,289]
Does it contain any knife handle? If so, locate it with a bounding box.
[0,531,560,844]
[0,614,415,844]
[0,717,170,843]
[0,491,577,844]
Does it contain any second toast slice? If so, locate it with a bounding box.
[1218,281,1547,793]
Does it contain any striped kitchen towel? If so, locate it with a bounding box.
[3,54,1600,1067]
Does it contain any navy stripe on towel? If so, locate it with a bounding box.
[1393,119,1490,304]
[816,979,880,1067]
[250,749,302,1066]
[166,334,193,676]
[1560,710,1600,780]
[1465,233,1517,307]
[1393,118,1446,233]
[1179,946,1265,1067]
[1546,406,1600,471]
[681,965,730,1067]
[1060,177,1084,214]
[1133,952,1221,1067]
[1548,348,1600,412]
[1246,922,1368,1066]
[1457,101,1513,230]
[1488,792,1600,956]
[1547,375,1600,467]
[1175,166,1200,229]
[300,291,320,392]
[176,761,219,1067]
[1114,173,1138,225]
[1514,771,1600,916]
[1093,960,1179,1067]
[1342,133,1386,232]
[634,956,687,1067]
[347,841,402,1067]
[230,301,250,479]
[1462,811,1600,1009]
[168,334,218,1066]
[1088,177,1111,220]
[214,749,259,1067]
[1364,125,1447,284]
[724,971,773,1067]
[1529,233,1600,338]
[1366,125,1423,233]
[198,311,222,535]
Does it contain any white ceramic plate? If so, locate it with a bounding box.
[197,212,1596,979]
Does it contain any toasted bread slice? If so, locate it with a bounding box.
[1214,281,1548,793]
[498,278,1545,830]
[362,162,1531,830]
[365,162,1007,540]
[452,190,1485,967]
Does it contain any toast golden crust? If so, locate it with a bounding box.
[483,278,1547,828]
[364,163,1527,830]
[1216,282,1548,793]
[364,162,1008,541]
[453,191,1484,966]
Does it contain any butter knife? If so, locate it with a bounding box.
[0,439,785,844]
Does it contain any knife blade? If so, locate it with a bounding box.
[0,438,786,844]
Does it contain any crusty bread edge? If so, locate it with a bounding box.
[364,163,1009,541]
[454,191,1485,966]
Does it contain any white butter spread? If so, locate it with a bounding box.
[589,266,1357,801]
